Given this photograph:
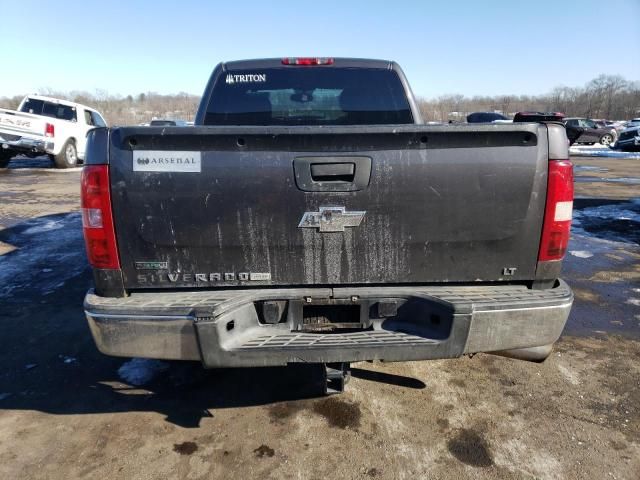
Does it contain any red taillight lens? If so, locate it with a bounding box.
[538,159,574,261]
[81,165,120,269]
[45,123,54,137]
[281,57,334,66]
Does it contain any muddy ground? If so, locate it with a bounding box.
[0,155,638,479]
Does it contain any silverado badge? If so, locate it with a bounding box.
[298,207,366,233]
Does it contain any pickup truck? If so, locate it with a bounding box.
[0,95,107,169]
[82,58,574,393]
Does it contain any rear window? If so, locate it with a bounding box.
[20,98,77,122]
[204,67,413,125]
[466,112,508,123]
[150,120,177,126]
[20,98,45,115]
[91,111,107,127]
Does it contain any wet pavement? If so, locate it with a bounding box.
[0,155,638,479]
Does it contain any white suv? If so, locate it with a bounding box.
[0,95,107,168]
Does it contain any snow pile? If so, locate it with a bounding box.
[118,358,168,386]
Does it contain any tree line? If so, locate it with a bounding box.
[0,74,638,125]
[417,75,640,122]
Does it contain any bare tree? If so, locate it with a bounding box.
[415,74,639,121]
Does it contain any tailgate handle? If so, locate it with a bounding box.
[310,162,355,182]
[293,156,372,192]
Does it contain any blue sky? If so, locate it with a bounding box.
[2,0,639,99]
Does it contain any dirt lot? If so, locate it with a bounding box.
[0,155,638,479]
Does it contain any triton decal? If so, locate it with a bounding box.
[298,206,366,233]
[225,73,267,84]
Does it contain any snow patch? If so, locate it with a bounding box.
[626,298,640,307]
[574,165,608,172]
[23,219,66,235]
[571,198,640,244]
[569,250,593,258]
[557,364,580,386]
[570,145,640,159]
[118,358,168,386]
[0,212,87,298]
[573,201,640,223]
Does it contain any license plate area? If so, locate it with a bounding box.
[300,304,366,332]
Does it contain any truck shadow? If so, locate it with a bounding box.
[0,212,425,428]
[0,342,425,428]
[6,155,56,169]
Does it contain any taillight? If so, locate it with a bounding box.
[45,123,54,137]
[538,159,574,261]
[81,165,120,269]
[281,57,334,66]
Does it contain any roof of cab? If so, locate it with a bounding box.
[25,94,98,113]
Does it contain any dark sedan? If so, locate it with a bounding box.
[563,118,616,146]
[611,124,640,151]
[466,112,509,123]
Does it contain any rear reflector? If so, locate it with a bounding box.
[538,159,574,261]
[282,57,334,66]
[45,123,54,137]
[81,165,120,269]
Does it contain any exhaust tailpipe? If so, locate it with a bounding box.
[488,343,553,363]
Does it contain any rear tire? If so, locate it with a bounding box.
[0,150,14,169]
[599,134,614,146]
[54,140,78,169]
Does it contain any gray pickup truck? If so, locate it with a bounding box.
[82,58,574,392]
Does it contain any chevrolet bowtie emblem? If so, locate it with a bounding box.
[298,207,366,232]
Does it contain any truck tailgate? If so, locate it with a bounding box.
[108,124,548,289]
[0,109,46,139]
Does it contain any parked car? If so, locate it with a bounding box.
[466,112,510,123]
[82,57,573,394]
[0,95,107,168]
[611,123,640,151]
[611,120,629,133]
[562,117,616,146]
[592,119,613,129]
[592,119,630,135]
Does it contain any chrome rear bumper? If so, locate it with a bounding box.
[85,281,573,367]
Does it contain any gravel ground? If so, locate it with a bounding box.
[0,155,638,480]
